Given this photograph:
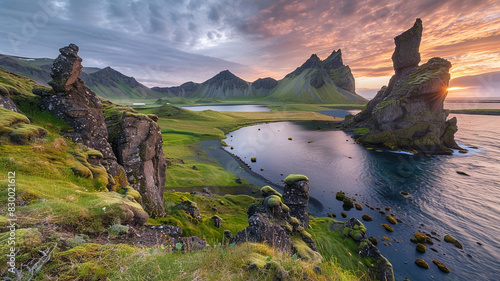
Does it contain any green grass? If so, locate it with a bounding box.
[449,109,500,115]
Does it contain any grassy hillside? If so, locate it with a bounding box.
[0,72,376,280]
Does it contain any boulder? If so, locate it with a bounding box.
[177,200,201,220]
[212,215,222,228]
[344,19,463,154]
[0,90,18,112]
[283,174,310,227]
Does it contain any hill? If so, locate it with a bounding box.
[449,71,500,97]
[151,81,200,97]
[268,50,367,104]
[192,70,253,98]
[0,54,160,100]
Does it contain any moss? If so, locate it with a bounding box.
[353,127,370,136]
[220,140,228,146]
[416,243,427,253]
[444,235,462,249]
[261,185,282,197]
[361,214,373,221]
[265,195,282,208]
[283,174,309,185]
[291,235,323,264]
[354,203,363,210]
[413,232,433,244]
[251,157,257,162]
[340,212,347,218]
[109,224,129,236]
[432,260,450,273]
[375,99,396,110]
[290,217,300,226]
[335,192,345,201]
[368,237,378,245]
[414,259,429,269]
[66,235,88,248]
[342,197,354,209]
[381,224,394,232]
[385,214,397,225]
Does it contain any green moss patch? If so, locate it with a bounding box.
[432,259,450,273]
[414,259,429,269]
[381,224,394,232]
[284,174,309,185]
[444,235,462,249]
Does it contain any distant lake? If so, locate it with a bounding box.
[182,104,271,112]
[223,114,500,281]
[444,101,500,110]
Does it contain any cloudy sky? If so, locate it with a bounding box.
[0,0,499,94]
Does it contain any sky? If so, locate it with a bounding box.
[0,0,499,96]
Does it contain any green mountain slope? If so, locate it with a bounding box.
[83,66,161,99]
[192,70,253,98]
[269,50,366,104]
[0,54,159,100]
[151,81,200,97]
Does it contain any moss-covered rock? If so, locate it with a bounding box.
[369,237,378,245]
[444,235,462,249]
[335,191,346,201]
[381,224,394,232]
[0,107,47,144]
[342,196,354,210]
[385,214,397,225]
[414,259,429,269]
[283,174,309,185]
[261,186,281,197]
[412,232,433,244]
[416,243,426,253]
[362,214,373,221]
[432,259,450,273]
[340,212,347,218]
[251,157,257,162]
[354,203,363,210]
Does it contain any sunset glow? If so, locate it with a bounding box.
[0,0,499,94]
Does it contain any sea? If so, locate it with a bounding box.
[215,102,500,281]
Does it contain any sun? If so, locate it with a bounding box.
[447,87,468,91]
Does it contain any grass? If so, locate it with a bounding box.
[449,109,500,115]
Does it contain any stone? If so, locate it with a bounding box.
[342,218,367,241]
[359,240,395,281]
[212,215,222,228]
[161,225,182,238]
[344,19,463,154]
[177,200,201,220]
[0,91,18,112]
[103,100,167,217]
[175,236,208,252]
[283,175,309,227]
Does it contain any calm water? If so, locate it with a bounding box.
[223,115,500,281]
[181,104,271,112]
[444,102,500,110]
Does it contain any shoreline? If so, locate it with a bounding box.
[199,139,325,214]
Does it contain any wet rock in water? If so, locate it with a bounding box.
[456,171,470,176]
[414,259,429,269]
[412,232,433,244]
[355,203,363,210]
[369,237,378,245]
[382,224,394,232]
[212,215,222,228]
[444,235,463,249]
[432,259,450,273]
[385,207,391,211]
[344,19,464,155]
[335,191,346,201]
[400,191,410,198]
[416,243,427,253]
[283,174,310,228]
[342,196,354,210]
[340,212,347,218]
[386,214,398,225]
[251,157,257,162]
[362,214,373,221]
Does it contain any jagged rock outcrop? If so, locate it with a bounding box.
[344,19,463,154]
[233,179,318,258]
[283,175,310,228]
[37,44,166,218]
[104,102,166,217]
[0,88,18,112]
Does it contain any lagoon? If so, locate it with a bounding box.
[182,104,271,112]
[222,114,500,281]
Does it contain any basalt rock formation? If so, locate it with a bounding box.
[283,175,310,228]
[37,44,166,217]
[233,179,319,260]
[344,19,463,154]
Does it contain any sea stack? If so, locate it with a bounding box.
[344,19,463,154]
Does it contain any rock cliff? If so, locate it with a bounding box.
[37,44,166,217]
[344,19,463,154]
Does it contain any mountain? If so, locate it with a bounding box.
[0,54,160,100]
[0,55,53,86]
[268,50,366,103]
[192,70,253,98]
[152,81,200,97]
[251,77,278,96]
[82,66,160,99]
